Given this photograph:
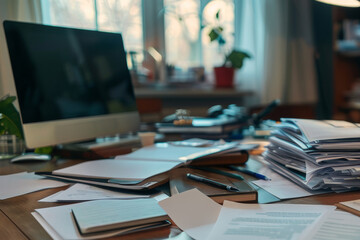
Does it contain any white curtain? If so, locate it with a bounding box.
[0,0,43,97]
[235,0,318,107]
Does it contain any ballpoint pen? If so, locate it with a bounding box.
[186,173,240,192]
[229,165,271,181]
[190,166,244,180]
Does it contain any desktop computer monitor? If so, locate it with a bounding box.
[3,20,141,149]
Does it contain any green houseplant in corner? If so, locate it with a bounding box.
[0,95,53,156]
[0,95,23,139]
[207,10,251,88]
[0,95,25,158]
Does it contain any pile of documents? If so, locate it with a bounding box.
[263,118,360,191]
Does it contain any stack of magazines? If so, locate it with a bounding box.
[263,118,360,192]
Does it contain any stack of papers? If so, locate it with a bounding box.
[263,118,360,191]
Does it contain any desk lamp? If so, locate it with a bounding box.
[316,0,360,7]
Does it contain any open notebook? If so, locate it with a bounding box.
[38,142,241,190]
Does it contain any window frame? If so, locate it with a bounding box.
[41,0,241,73]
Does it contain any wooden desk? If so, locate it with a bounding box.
[1,156,360,239]
[0,158,188,240]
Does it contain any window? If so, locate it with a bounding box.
[202,0,234,71]
[163,0,201,69]
[42,0,143,53]
[42,0,96,29]
[42,0,236,80]
[163,0,235,72]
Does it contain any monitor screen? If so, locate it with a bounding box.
[3,20,140,148]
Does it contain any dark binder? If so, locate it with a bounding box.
[169,167,258,204]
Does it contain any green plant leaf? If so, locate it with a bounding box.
[226,50,251,69]
[209,29,220,42]
[208,27,224,42]
[215,10,220,20]
[0,113,22,139]
[34,146,53,155]
[0,96,24,139]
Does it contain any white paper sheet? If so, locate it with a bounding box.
[158,189,221,240]
[115,142,237,162]
[53,158,182,181]
[283,118,360,143]
[251,164,318,199]
[39,190,64,202]
[0,172,67,200]
[207,201,335,240]
[300,210,360,240]
[38,183,150,202]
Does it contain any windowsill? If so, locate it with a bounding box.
[134,82,253,98]
[134,81,254,119]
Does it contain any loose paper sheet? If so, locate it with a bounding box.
[252,167,316,199]
[300,210,360,240]
[0,172,67,200]
[207,201,335,240]
[39,183,150,202]
[158,188,221,240]
[251,163,328,199]
[53,158,181,181]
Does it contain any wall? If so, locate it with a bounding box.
[0,0,17,97]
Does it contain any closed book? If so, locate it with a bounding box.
[189,150,249,166]
[71,198,170,234]
[169,168,258,204]
[156,118,246,134]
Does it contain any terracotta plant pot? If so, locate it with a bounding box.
[214,67,235,88]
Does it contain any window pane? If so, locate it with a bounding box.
[164,0,201,69]
[97,0,143,52]
[45,0,96,29]
[202,0,234,71]
[164,0,234,75]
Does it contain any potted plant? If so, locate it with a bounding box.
[0,95,23,140]
[0,95,25,158]
[206,10,251,88]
